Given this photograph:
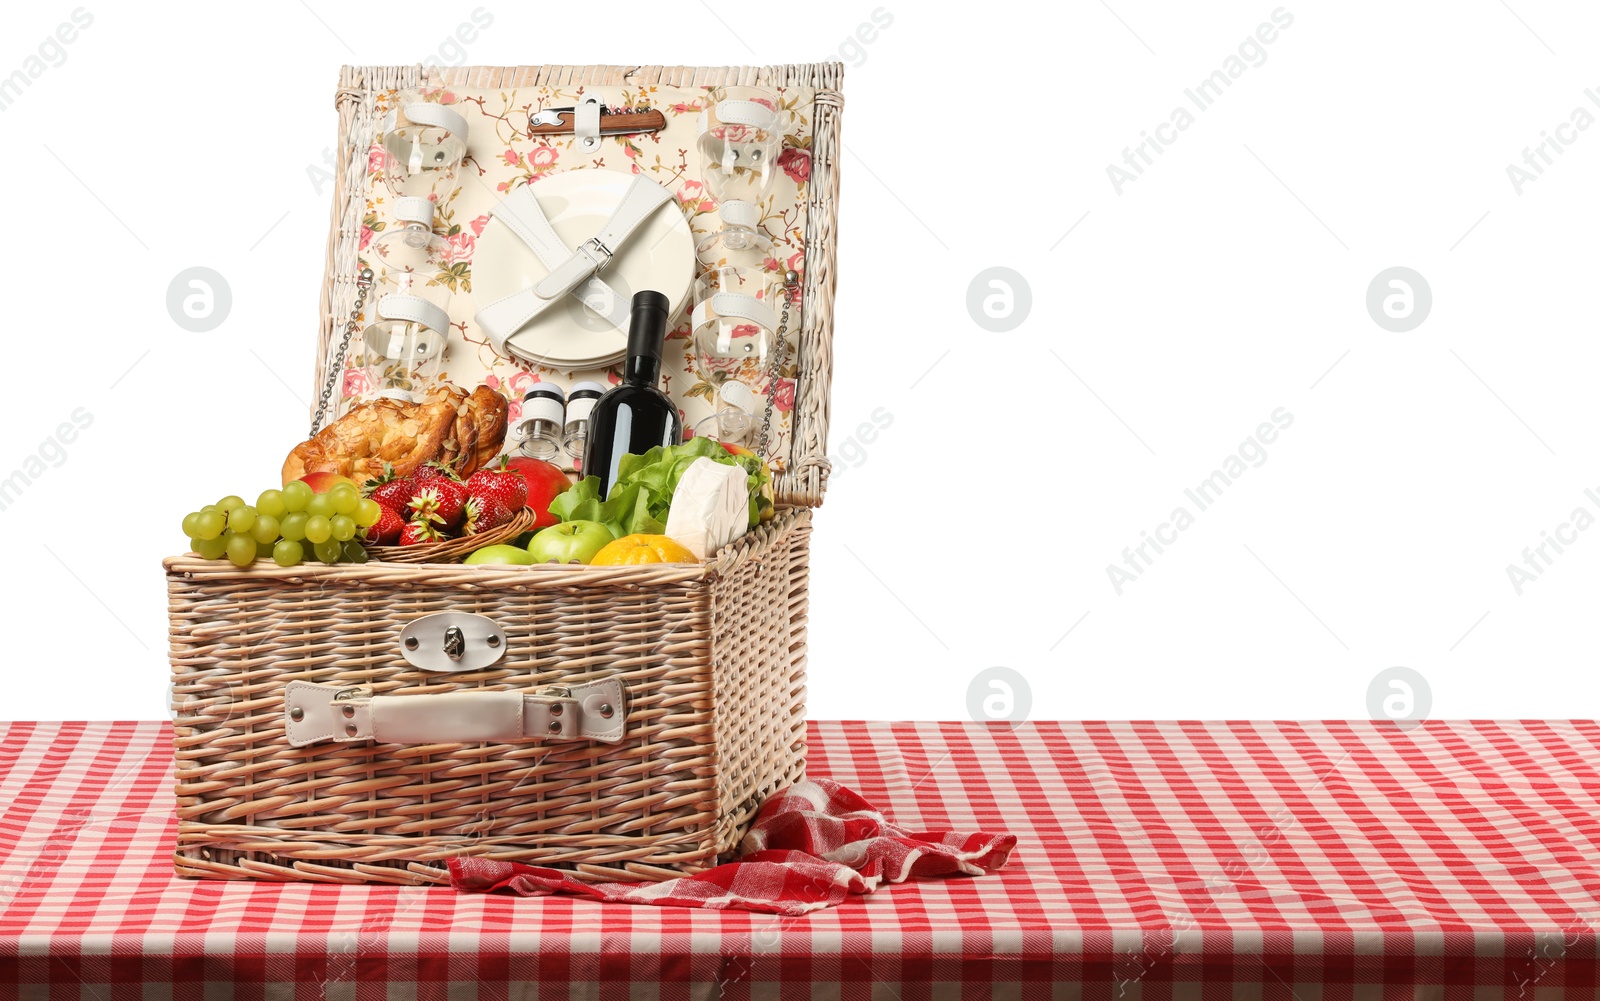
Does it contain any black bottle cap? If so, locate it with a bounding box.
[632,290,670,316]
[627,290,671,363]
[523,383,566,402]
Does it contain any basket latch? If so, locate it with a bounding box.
[284,678,626,747]
[398,612,506,672]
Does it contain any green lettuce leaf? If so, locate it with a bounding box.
[555,437,772,537]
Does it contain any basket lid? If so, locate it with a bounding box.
[314,64,843,508]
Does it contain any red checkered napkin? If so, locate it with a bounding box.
[448,777,1016,915]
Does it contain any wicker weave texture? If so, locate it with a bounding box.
[166,508,811,885]
[316,63,841,507]
[363,507,534,564]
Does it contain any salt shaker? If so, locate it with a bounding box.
[516,383,566,460]
[563,381,606,459]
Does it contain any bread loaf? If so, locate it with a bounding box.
[282,385,508,485]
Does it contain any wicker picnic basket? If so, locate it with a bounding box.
[163,62,841,884]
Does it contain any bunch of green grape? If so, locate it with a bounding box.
[181,481,387,567]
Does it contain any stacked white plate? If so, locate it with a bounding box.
[473,171,696,370]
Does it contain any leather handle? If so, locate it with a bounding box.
[284,678,626,747]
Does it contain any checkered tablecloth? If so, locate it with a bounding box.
[3,720,1598,999]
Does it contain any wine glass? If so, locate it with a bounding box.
[690,266,780,441]
[353,228,455,403]
[375,94,469,245]
[695,87,784,268]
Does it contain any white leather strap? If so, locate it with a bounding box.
[718,199,761,230]
[376,293,451,339]
[533,176,673,299]
[475,186,627,353]
[393,196,435,226]
[716,98,778,130]
[381,102,469,142]
[474,175,675,354]
[718,379,758,415]
[284,677,626,747]
[534,241,615,302]
[575,94,603,153]
[692,291,779,335]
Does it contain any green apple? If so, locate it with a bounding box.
[464,544,536,566]
[527,520,614,565]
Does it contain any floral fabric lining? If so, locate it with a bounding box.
[341,83,816,471]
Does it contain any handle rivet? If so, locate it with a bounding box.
[550,703,564,717]
[549,720,562,734]
[404,637,420,650]
[289,707,304,721]
[342,705,355,718]
[487,635,501,648]
[599,703,614,718]
[345,724,358,737]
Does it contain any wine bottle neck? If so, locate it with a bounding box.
[625,353,662,386]
[623,290,670,388]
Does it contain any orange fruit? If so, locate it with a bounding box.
[589,534,699,566]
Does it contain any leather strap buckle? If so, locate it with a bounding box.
[578,236,613,272]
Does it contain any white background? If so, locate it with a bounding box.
[2,0,1595,722]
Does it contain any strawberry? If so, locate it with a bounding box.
[412,460,460,483]
[462,494,514,535]
[398,519,442,546]
[465,457,529,513]
[408,479,469,530]
[364,464,415,511]
[363,505,406,546]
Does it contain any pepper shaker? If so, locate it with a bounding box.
[562,381,606,459]
[516,383,566,460]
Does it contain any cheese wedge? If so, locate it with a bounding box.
[664,456,750,560]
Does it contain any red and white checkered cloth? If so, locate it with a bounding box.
[448,778,1016,913]
[3,720,1600,998]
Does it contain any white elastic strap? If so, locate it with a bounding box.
[393,196,435,226]
[376,293,451,340]
[716,98,778,130]
[718,199,761,230]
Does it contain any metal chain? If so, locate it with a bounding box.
[753,269,800,461]
[310,266,374,438]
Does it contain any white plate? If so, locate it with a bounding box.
[474,171,695,370]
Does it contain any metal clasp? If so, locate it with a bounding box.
[577,237,612,273]
[443,625,466,662]
[398,612,508,673]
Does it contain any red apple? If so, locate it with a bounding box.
[503,457,573,530]
[296,471,359,493]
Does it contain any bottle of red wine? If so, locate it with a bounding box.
[583,290,683,496]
